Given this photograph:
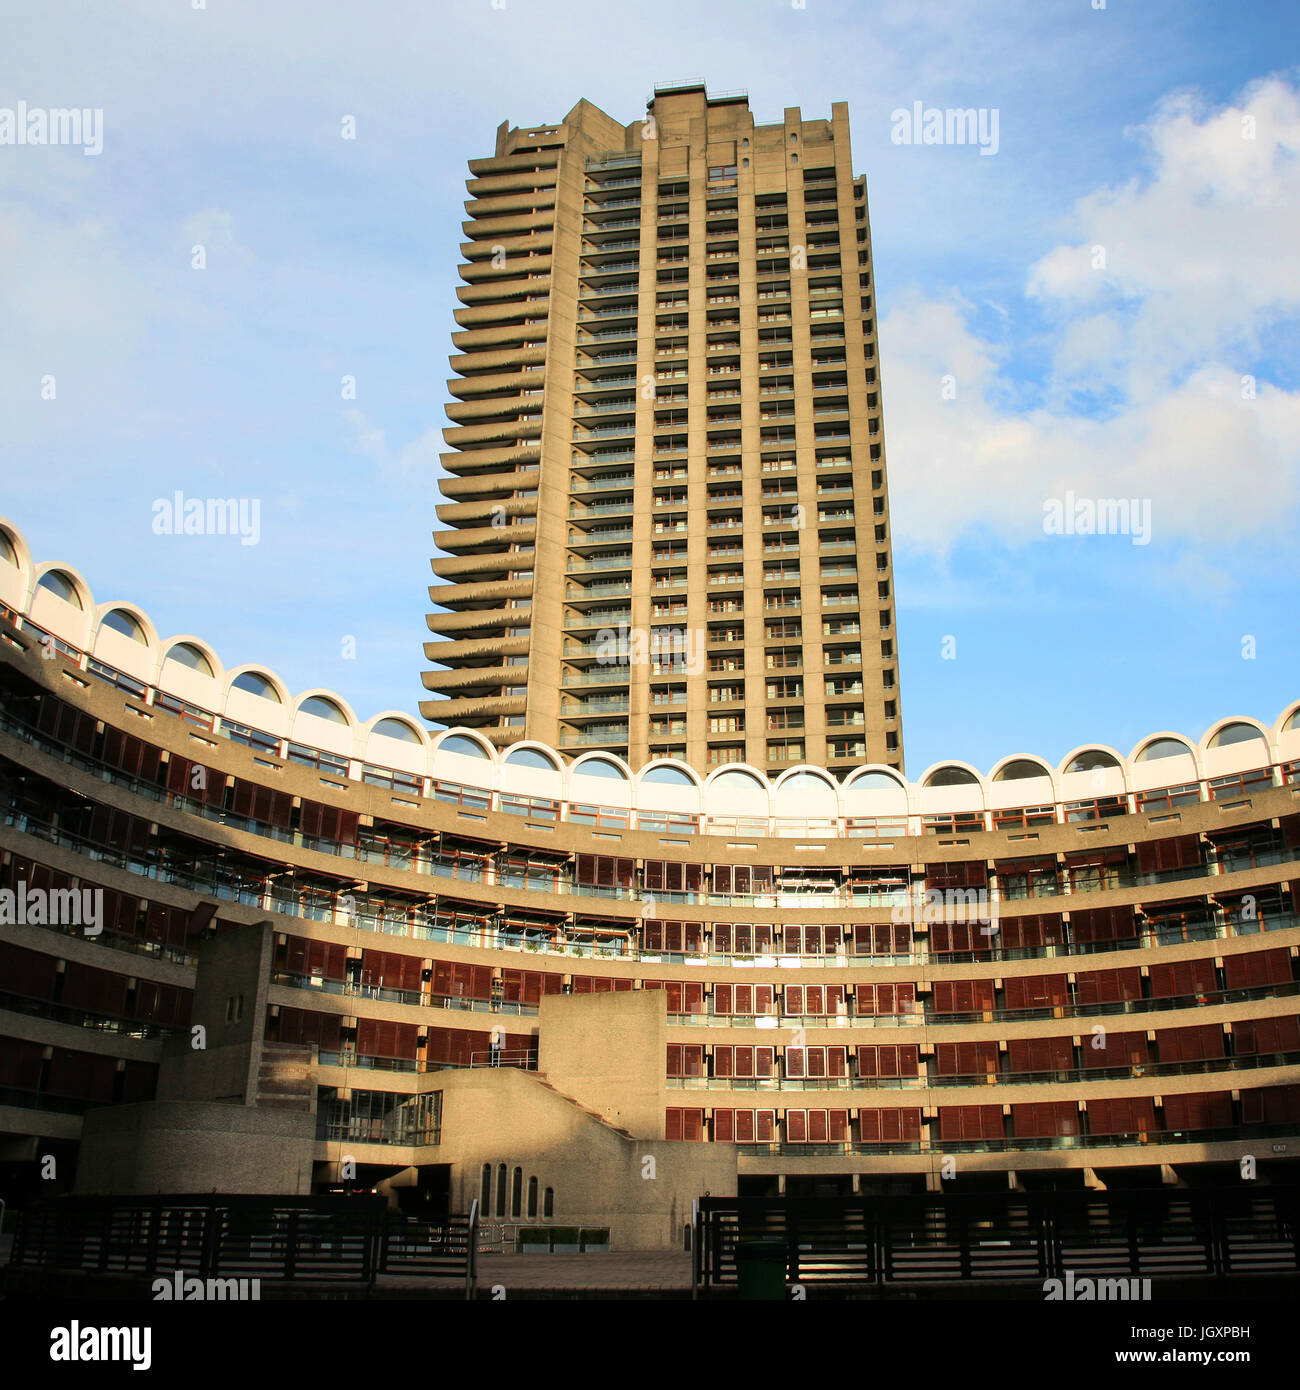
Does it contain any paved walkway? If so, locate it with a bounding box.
[375,1251,692,1295]
[476,1252,691,1291]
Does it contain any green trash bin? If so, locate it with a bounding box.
[735,1238,787,1300]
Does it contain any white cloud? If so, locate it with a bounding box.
[884,76,1300,570]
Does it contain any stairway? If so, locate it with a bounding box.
[529,1073,635,1140]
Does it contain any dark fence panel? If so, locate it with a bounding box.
[694,1188,1300,1295]
[11,1194,479,1294]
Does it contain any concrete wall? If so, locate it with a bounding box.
[76,1101,315,1195]
[537,989,667,1137]
[156,920,273,1104]
[433,1066,735,1250]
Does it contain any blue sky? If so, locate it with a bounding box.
[2,0,1297,774]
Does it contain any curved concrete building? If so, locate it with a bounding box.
[2,516,1299,1247]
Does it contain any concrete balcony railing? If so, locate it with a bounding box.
[452,322,546,353]
[443,417,542,450]
[461,208,555,241]
[430,522,538,555]
[437,468,540,500]
[420,693,527,723]
[425,606,531,637]
[421,663,527,694]
[466,166,558,195]
[464,191,557,219]
[444,392,538,425]
[447,346,545,380]
[434,496,536,528]
[439,444,542,476]
[458,230,552,265]
[428,577,533,609]
[453,299,548,332]
[424,633,529,665]
[429,552,522,583]
[456,272,551,306]
[467,151,560,176]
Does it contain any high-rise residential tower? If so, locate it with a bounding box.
[422,83,903,776]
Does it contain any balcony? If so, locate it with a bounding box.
[569,500,634,518]
[562,668,632,688]
[564,608,632,629]
[580,260,640,277]
[558,727,630,747]
[570,472,634,492]
[567,579,633,600]
[567,554,633,573]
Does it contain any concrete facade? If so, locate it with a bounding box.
[424,85,904,777]
[1,517,1299,1250]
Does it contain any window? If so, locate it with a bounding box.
[101,609,147,642]
[231,670,281,702]
[1136,783,1201,812]
[165,642,215,676]
[643,861,704,893]
[299,695,347,724]
[372,717,420,743]
[36,570,83,608]
[1065,795,1127,822]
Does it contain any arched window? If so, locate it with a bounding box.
[711,769,764,793]
[505,747,558,771]
[495,1164,507,1218]
[511,1167,523,1218]
[100,609,147,643]
[780,771,834,795]
[1066,750,1119,773]
[641,764,695,786]
[480,1163,491,1212]
[993,759,1051,782]
[573,756,626,780]
[300,695,347,723]
[440,734,490,759]
[925,766,978,787]
[847,771,904,791]
[231,671,281,702]
[166,642,215,677]
[1208,722,1266,749]
[527,1176,538,1218]
[1136,737,1193,762]
[36,571,82,609]
[372,717,420,743]
[544,1187,555,1218]
[0,531,16,565]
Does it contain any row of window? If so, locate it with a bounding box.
[480,1162,554,1220]
[666,1018,1300,1078]
[666,1084,1300,1142]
